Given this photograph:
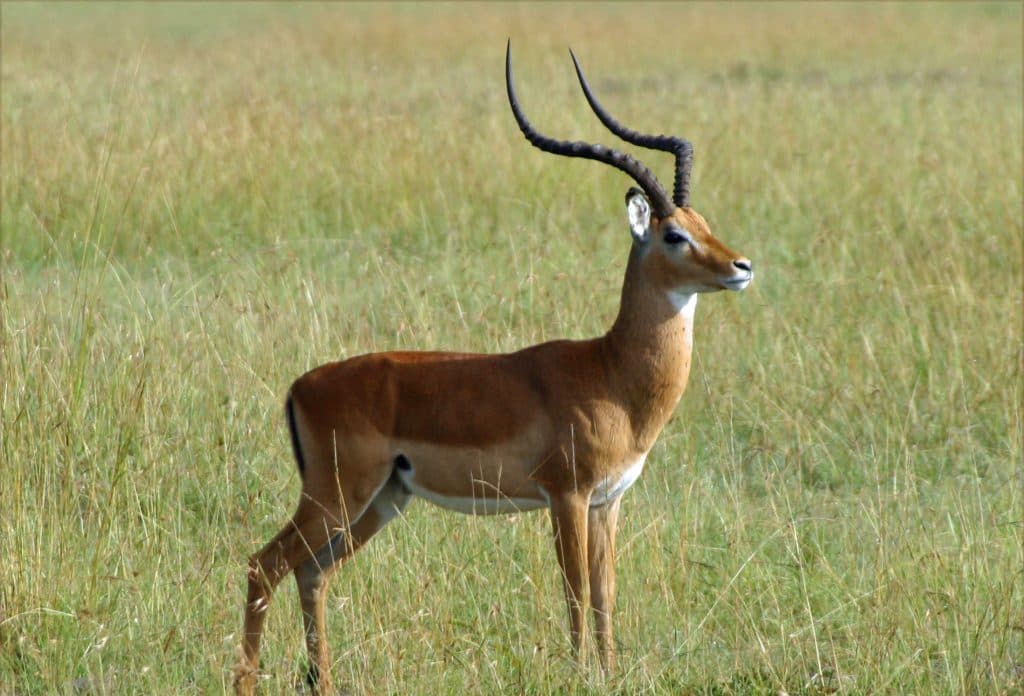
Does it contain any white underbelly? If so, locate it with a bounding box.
[391,444,646,514]
[396,469,549,515]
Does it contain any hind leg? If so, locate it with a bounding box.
[234,468,393,696]
[296,474,411,693]
[235,511,337,696]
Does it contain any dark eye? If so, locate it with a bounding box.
[663,231,686,245]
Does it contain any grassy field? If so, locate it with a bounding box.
[1,2,1021,693]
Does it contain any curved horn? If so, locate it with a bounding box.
[506,41,675,219]
[570,49,694,208]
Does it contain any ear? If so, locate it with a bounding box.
[625,187,652,243]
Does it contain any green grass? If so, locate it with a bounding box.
[1,2,1021,693]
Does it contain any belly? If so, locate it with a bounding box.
[392,438,550,515]
[397,470,549,515]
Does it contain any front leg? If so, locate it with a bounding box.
[588,497,621,672]
[549,492,590,660]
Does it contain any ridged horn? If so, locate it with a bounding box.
[570,49,694,208]
[506,40,675,219]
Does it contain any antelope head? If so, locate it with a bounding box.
[506,43,753,299]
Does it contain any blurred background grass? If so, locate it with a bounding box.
[1,2,1021,694]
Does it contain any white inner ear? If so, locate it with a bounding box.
[627,193,652,242]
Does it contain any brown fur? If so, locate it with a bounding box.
[234,203,751,695]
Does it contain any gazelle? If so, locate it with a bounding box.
[234,43,753,694]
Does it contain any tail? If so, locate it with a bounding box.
[285,393,307,479]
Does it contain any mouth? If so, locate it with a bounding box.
[722,274,753,291]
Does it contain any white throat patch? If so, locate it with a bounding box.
[666,291,697,317]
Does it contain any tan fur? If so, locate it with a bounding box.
[234,203,751,694]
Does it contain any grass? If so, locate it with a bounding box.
[1,2,1021,693]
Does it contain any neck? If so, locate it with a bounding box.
[602,245,697,450]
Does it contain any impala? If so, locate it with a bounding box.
[234,43,753,694]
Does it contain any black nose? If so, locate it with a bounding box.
[733,259,752,272]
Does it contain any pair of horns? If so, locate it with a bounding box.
[505,41,694,219]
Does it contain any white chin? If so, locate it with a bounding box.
[724,278,751,291]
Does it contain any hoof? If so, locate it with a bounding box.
[232,664,258,696]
